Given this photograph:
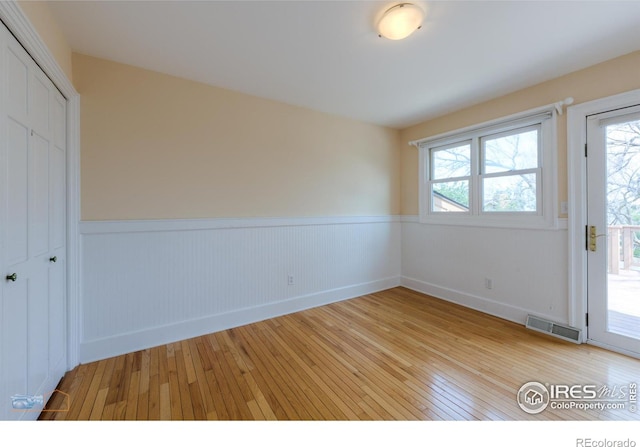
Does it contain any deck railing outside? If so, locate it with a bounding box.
[608,225,640,274]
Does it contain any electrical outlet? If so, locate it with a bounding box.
[485,278,493,289]
[287,275,295,286]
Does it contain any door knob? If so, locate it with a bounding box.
[6,273,17,282]
[49,256,57,263]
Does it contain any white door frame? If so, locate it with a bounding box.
[0,2,80,368]
[567,88,640,354]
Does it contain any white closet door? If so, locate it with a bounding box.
[48,94,67,383]
[1,22,67,421]
[26,69,52,402]
[2,33,32,421]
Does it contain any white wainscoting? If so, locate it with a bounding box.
[401,216,569,326]
[79,215,571,363]
[79,216,401,363]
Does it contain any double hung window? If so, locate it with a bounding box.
[414,108,557,228]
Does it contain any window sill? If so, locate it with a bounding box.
[413,214,567,231]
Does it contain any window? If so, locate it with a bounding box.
[414,108,557,228]
[431,141,471,213]
[481,125,539,213]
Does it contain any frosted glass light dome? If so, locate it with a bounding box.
[378,3,425,40]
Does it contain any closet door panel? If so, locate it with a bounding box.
[29,133,50,258]
[48,259,65,375]
[50,145,65,249]
[5,118,29,266]
[6,46,27,121]
[29,73,49,136]
[52,95,65,148]
[27,266,48,394]
[1,279,28,420]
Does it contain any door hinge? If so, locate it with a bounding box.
[585,225,589,251]
[585,313,589,327]
[585,143,588,157]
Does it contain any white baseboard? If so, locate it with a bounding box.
[80,276,400,363]
[400,276,562,327]
[586,340,640,360]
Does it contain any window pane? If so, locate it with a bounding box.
[432,143,471,179]
[483,174,537,212]
[432,180,469,212]
[483,128,538,174]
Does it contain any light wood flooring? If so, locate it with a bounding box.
[39,287,640,420]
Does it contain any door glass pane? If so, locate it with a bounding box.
[605,119,640,340]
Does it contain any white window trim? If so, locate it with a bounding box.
[411,104,560,230]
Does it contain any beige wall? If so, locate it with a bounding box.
[18,1,73,82]
[73,54,400,221]
[24,4,640,221]
[400,50,640,216]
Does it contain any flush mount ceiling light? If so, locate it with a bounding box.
[377,3,425,40]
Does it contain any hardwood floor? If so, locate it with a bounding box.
[39,287,640,421]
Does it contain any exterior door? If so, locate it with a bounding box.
[1,22,67,420]
[586,105,640,357]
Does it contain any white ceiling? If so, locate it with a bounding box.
[48,1,640,129]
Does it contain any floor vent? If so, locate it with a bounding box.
[526,315,582,344]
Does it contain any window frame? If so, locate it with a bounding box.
[414,107,558,229]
